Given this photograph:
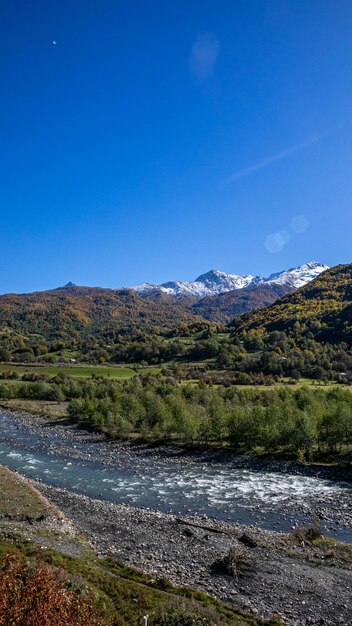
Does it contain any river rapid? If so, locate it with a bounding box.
[0,409,351,541]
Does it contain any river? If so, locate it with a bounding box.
[0,409,351,541]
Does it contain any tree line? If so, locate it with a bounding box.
[1,377,352,459]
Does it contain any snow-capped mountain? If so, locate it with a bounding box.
[133,270,261,299]
[265,262,330,289]
[132,262,329,299]
[160,270,264,298]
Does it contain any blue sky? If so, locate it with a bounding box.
[0,1,351,293]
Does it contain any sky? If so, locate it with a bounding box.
[0,0,352,293]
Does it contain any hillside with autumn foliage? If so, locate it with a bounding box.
[231,264,352,343]
[0,286,200,340]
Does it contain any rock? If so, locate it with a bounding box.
[238,533,257,548]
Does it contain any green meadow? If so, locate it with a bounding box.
[0,364,161,380]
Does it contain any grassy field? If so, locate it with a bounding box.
[1,362,350,390]
[0,465,50,520]
[0,398,68,418]
[0,364,162,380]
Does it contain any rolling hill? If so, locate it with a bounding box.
[0,286,200,340]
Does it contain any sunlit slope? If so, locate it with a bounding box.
[0,286,199,339]
[232,264,352,342]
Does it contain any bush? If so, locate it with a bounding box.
[211,547,253,578]
[0,553,112,626]
[293,520,323,543]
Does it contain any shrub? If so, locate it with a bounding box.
[0,553,112,626]
[293,519,323,543]
[211,547,253,578]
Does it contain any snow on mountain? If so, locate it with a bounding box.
[194,269,263,292]
[158,280,210,298]
[133,270,260,299]
[131,282,161,294]
[265,262,330,289]
[133,262,329,299]
[160,270,263,298]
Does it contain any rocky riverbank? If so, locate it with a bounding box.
[36,483,352,626]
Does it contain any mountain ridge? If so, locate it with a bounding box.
[133,261,329,299]
[0,261,336,340]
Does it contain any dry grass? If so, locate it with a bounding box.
[0,399,68,419]
[0,465,51,520]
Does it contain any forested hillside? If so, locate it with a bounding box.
[0,265,339,343]
[232,264,352,341]
[193,283,293,322]
[0,280,299,338]
[0,265,351,385]
[0,286,199,339]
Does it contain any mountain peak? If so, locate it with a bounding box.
[63,281,77,288]
[132,262,330,300]
[195,269,231,281]
[266,262,329,288]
